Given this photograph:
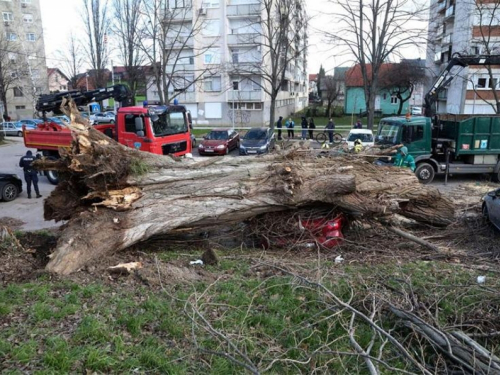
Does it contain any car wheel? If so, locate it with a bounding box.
[17,131,23,137]
[110,120,115,124]
[2,183,18,202]
[415,163,435,184]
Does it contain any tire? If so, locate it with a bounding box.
[316,132,327,145]
[44,156,59,185]
[332,133,343,144]
[2,183,18,202]
[17,131,23,137]
[415,163,435,184]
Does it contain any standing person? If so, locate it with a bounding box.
[308,118,316,140]
[325,118,335,144]
[393,146,416,171]
[19,150,42,199]
[355,119,362,129]
[276,116,283,140]
[286,118,295,139]
[300,117,308,140]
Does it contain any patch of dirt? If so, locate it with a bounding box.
[0,217,25,230]
[0,232,57,284]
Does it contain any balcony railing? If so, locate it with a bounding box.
[227,33,260,45]
[168,36,194,48]
[443,33,452,44]
[165,8,193,21]
[436,2,445,13]
[228,62,261,73]
[445,5,455,18]
[171,91,196,102]
[165,63,194,73]
[226,4,260,17]
[228,90,263,101]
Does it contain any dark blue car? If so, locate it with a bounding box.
[483,188,500,231]
[239,127,275,155]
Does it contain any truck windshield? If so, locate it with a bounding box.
[151,111,187,137]
[377,121,400,145]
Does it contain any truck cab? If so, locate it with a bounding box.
[116,105,192,156]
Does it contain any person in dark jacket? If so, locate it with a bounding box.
[285,118,295,139]
[19,150,42,199]
[300,117,308,140]
[276,116,283,140]
[325,118,335,144]
[354,119,362,129]
[308,118,316,140]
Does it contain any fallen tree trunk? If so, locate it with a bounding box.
[35,98,455,274]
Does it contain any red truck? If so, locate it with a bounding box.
[24,85,193,184]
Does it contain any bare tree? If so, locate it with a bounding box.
[379,60,426,115]
[139,0,219,105]
[229,0,308,129]
[0,35,19,118]
[468,0,500,113]
[323,0,428,129]
[55,33,84,90]
[322,75,343,118]
[82,0,111,89]
[113,0,145,104]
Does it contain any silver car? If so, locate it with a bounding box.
[91,112,115,124]
[483,188,500,231]
[1,121,35,136]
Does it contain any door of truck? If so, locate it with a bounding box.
[119,113,151,152]
[401,121,429,158]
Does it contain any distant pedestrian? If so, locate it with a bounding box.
[325,118,335,144]
[308,118,316,140]
[276,116,283,140]
[300,117,308,140]
[285,118,295,138]
[19,150,42,199]
[354,119,362,129]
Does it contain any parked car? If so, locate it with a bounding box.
[346,129,374,149]
[239,127,275,155]
[19,119,44,127]
[483,188,500,231]
[198,129,240,156]
[48,117,67,126]
[1,121,36,136]
[53,115,70,124]
[0,173,22,202]
[90,112,115,124]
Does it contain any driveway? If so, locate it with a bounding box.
[0,137,58,231]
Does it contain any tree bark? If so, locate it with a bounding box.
[35,98,455,275]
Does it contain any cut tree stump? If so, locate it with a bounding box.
[35,98,455,275]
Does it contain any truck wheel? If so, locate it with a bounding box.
[44,156,59,185]
[415,163,435,184]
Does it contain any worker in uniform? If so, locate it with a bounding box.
[353,139,363,153]
[19,150,42,199]
[393,146,416,172]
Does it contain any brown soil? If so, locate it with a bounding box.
[0,217,25,230]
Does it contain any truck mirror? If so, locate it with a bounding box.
[136,131,145,138]
[135,117,144,132]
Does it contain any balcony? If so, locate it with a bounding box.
[436,2,445,13]
[172,91,196,102]
[165,8,193,22]
[168,36,194,49]
[227,62,261,73]
[228,90,263,101]
[227,33,260,45]
[226,3,260,17]
[442,33,452,45]
[165,63,194,73]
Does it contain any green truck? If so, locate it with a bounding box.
[376,115,500,183]
[375,53,500,184]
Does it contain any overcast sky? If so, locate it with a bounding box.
[40,0,426,77]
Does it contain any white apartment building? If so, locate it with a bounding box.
[146,0,308,126]
[426,0,500,115]
[0,0,48,119]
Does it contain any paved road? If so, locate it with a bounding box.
[0,135,494,232]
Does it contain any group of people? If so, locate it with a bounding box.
[276,116,337,142]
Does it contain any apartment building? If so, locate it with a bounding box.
[146,0,308,126]
[0,0,48,119]
[426,0,500,114]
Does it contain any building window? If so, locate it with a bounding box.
[202,20,220,36]
[13,87,23,97]
[252,80,260,91]
[60,85,67,90]
[21,0,31,3]
[232,81,239,90]
[26,33,36,42]
[232,49,239,64]
[201,0,219,8]
[390,95,398,104]
[15,105,25,110]
[477,78,487,88]
[3,12,13,22]
[23,14,33,23]
[228,102,262,110]
[6,32,17,41]
[203,76,221,91]
[204,49,220,64]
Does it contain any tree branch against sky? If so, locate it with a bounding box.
[321,0,428,128]
[81,0,111,89]
[55,33,84,90]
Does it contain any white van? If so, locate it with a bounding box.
[346,129,374,149]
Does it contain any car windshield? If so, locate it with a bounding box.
[206,131,228,140]
[244,129,266,140]
[377,121,400,145]
[151,111,187,137]
[347,133,373,142]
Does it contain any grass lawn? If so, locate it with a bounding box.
[1,243,499,374]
